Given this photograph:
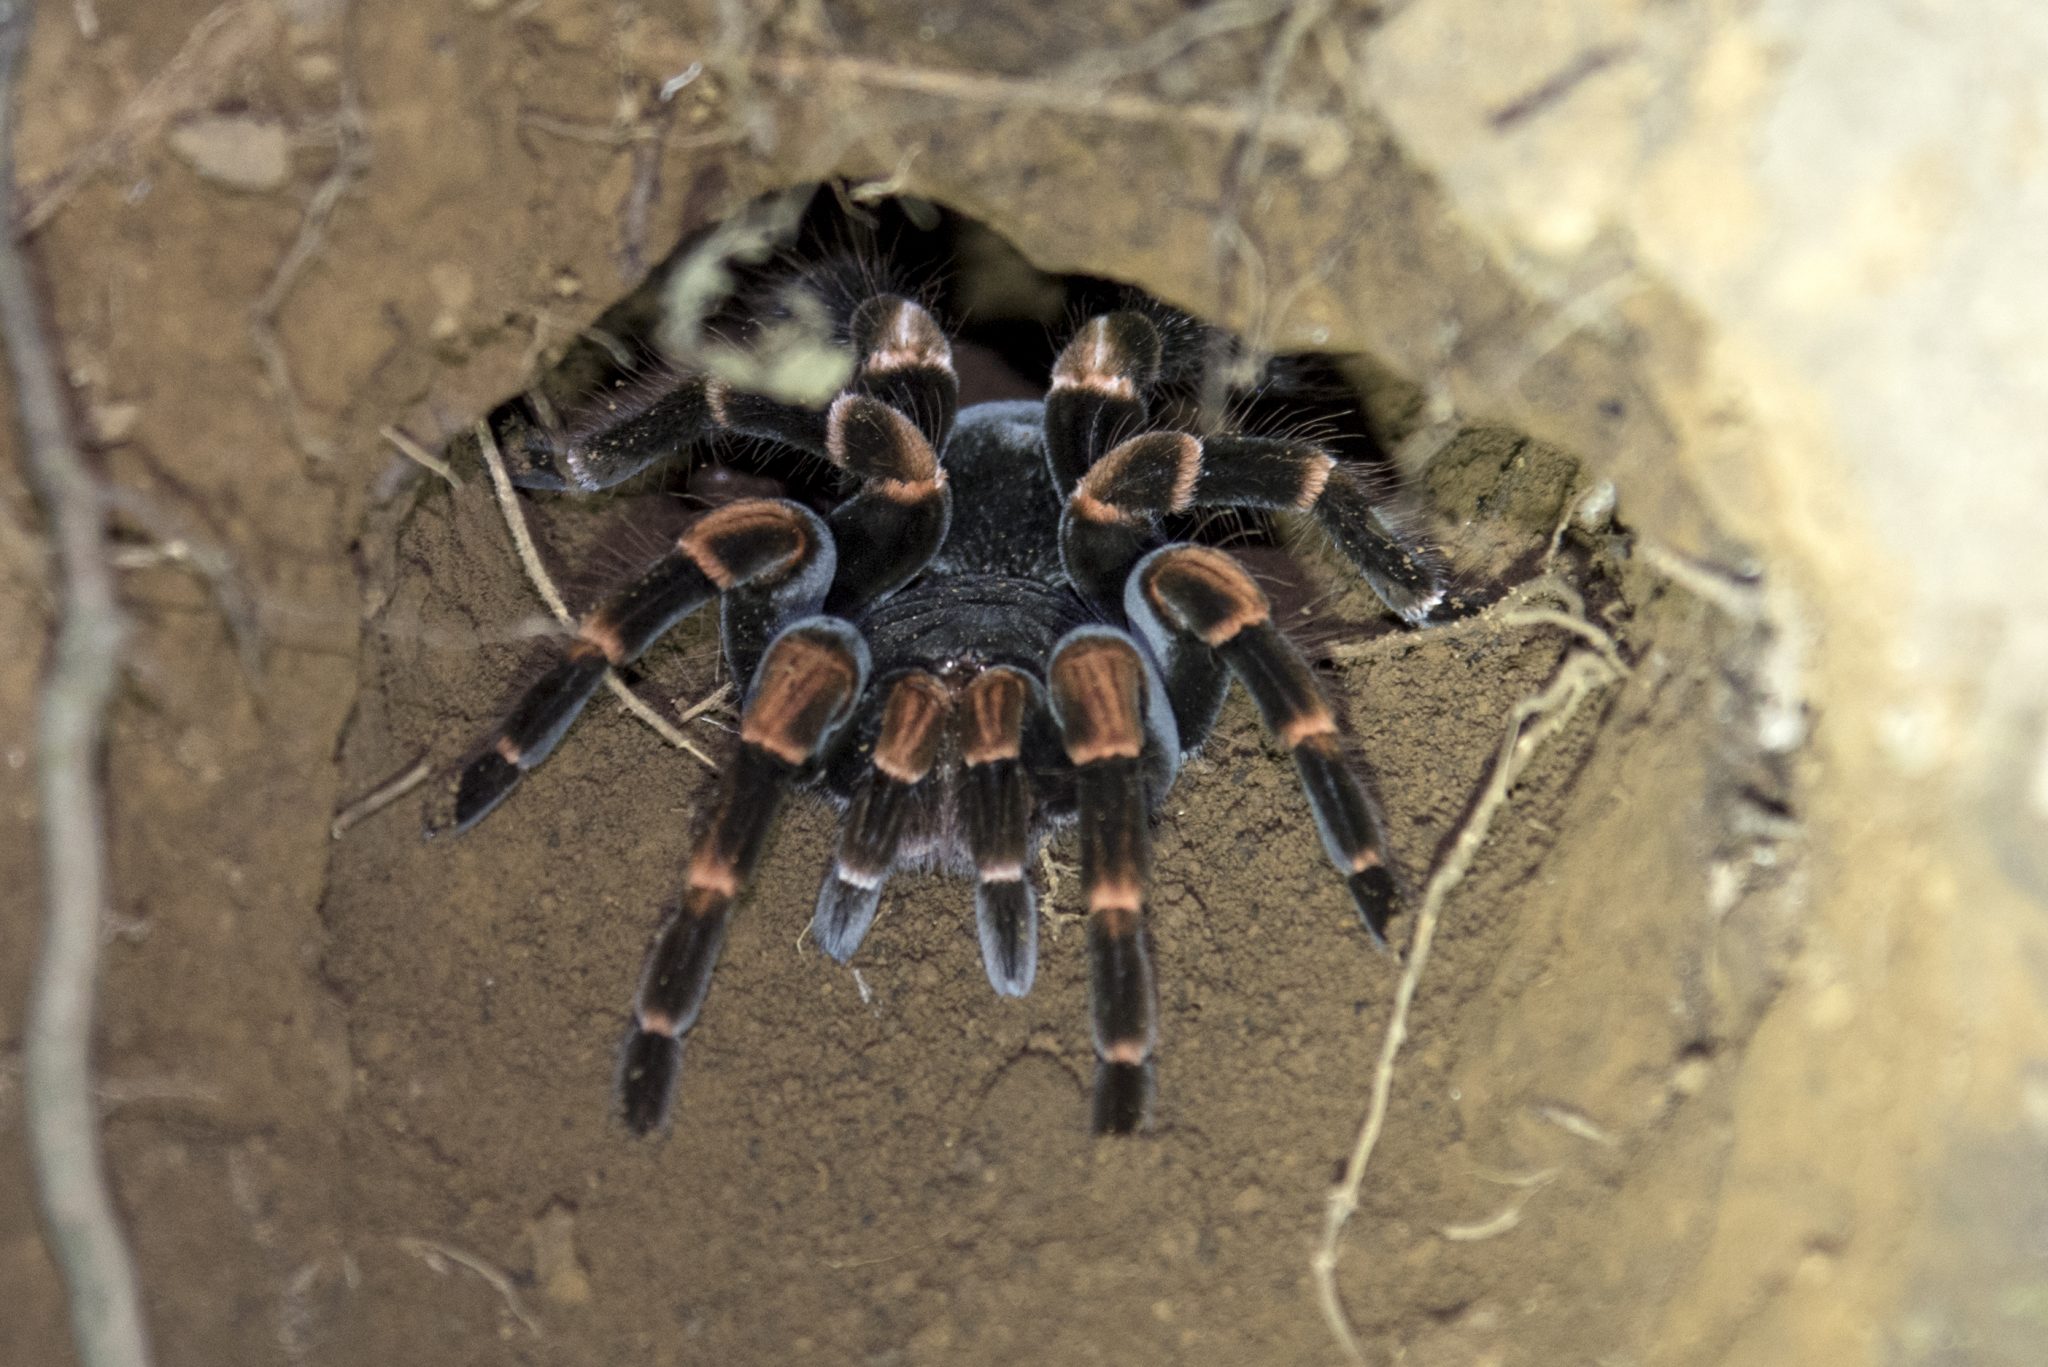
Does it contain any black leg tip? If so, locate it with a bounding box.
[617,1029,683,1135]
[1349,866,1399,948]
[1090,1060,1154,1135]
[443,751,521,835]
[811,875,883,964]
[494,410,574,491]
[975,880,1038,998]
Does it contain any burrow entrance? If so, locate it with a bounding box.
[322,186,1790,1365]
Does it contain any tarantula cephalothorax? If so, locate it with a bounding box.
[433,271,1448,1135]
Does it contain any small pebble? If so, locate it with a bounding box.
[168,116,292,193]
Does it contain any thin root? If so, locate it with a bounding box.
[4,2,155,1359]
[1439,1198,1528,1243]
[1534,1102,1618,1147]
[249,84,369,462]
[1313,640,1627,1362]
[753,51,1348,173]
[1439,1172,1555,1243]
[101,482,264,674]
[381,426,463,490]
[1037,846,1082,933]
[395,1236,542,1338]
[330,756,432,840]
[1637,540,1764,622]
[1326,574,1626,673]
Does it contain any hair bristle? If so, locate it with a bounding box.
[552,360,694,447]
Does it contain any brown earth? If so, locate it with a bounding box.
[4,3,2027,1366]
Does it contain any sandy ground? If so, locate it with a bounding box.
[1,2,1963,1364]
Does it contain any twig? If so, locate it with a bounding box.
[753,51,1348,171]
[1229,0,1334,201]
[674,680,733,725]
[249,82,369,461]
[18,0,278,231]
[1533,1102,1617,1147]
[1438,1170,1555,1242]
[1492,606,1627,674]
[1438,1192,1535,1242]
[330,755,432,840]
[1058,0,1295,84]
[472,421,719,769]
[1324,573,1624,671]
[1313,646,1625,1362]
[380,426,462,490]
[395,1237,542,1337]
[101,481,264,673]
[1,2,153,1364]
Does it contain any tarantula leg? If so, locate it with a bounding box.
[435,499,822,836]
[620,618,869,1134]
[1060,431,1447,622]
[811,672,953,962]
[821,392,951,615]
[1044,312,1163,493]
[849,295,958,450]
[497,368,837,492]
[1048,630,1160,1134]
[1209,435,1445,621]
[957,667,1041,996]
[501,294,955,495]
[1132,545,1401,944]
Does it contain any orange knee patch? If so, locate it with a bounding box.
[872,673,952,783]
[740,633,862,763]
[1051,639,1146,764]
[961,668,1030,766]
[680,501,807,588]
[1142,546,1270,646]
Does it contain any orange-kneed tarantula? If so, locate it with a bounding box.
[431,255,1447,1135]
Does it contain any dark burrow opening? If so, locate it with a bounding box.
[460,184,1617,684]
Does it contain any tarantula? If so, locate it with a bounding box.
[434,264,1447,1134]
